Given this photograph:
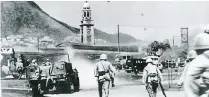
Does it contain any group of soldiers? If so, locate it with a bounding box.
[94,32,209,97]
[177,32,209,97]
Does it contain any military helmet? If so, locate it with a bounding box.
[192,33,209,50]
[204,24,209,33]
[187,50,197,59]
[32,59,36,63]
[146,58,152,63]
[100,54,107,60]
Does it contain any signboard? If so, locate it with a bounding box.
[181,28,188,44]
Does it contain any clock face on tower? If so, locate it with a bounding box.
[182,34,187,42]
[87,29,91,34]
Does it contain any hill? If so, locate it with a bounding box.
[1,1,139,46]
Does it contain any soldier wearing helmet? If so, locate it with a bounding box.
[45,58,52,66]
[184,33,209,97]
[177,50,197,87]
[94,54,115,97]
[30,59,38,69]
[143,58,163,97]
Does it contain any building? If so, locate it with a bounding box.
[80,2,95,45]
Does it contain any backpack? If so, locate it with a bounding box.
[98,62,111,82]
[146,65,159,83]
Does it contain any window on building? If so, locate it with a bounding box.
[84,12,86,17]
[87,12,89,17]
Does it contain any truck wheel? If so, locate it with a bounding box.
[66,78,72,93]
[32,88,43,97]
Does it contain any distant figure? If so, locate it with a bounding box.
[16,59,23,72]
[177,50,197,87]
[45,59,52,66]
[143,58,163,97]
[16,59,24,79]
[94,54,114,97]
[30,59,38,67]
[1,65,9,76]
[10,58,16,72]
[26,59,31,67]
[42,62,46,66]
[109,63,116,87]
[184,33,209,97]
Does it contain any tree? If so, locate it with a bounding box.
[147,40,171,56]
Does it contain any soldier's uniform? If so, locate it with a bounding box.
[143,58,163,97]
[16,60,23,72]
[184,33,209,97]
[95,54,114,97]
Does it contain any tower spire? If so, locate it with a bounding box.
[80,2,94,45]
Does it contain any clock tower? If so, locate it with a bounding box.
[80,1,95,45]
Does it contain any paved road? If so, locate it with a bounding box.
[43,70,185,97]
[44,84,185,97]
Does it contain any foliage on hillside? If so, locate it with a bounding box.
[94,29,138,44]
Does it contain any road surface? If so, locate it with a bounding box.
[0,57,192,97]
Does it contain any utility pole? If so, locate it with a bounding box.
[173,36,174,46]
[118,24,120,54]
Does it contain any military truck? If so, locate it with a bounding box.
[125,57,133,73]
[1,46,28,79]
[24,48,80,97]
[132,58,146,75]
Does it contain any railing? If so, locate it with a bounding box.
[71,44,138,52]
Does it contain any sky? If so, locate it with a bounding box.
[35,1,209,45]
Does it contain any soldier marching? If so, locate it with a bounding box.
[94,54,115,97]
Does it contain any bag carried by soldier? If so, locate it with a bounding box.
[146,66,160,83]
[98,62,111,83]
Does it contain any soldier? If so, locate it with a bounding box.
[143,58,163,97]
[110,63,116,87]
[16,59,24,79]
[26,59,31,67]
[184,33,209,97]
[94,54,114,97]
[45,58,52,66]
[31,59,38,66]
[177,50,197,87]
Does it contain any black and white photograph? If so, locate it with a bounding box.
[1,1,209,97]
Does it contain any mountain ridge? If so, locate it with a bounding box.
[1,1,139,46]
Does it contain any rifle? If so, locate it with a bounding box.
[156,68,167,97]
[159,81,167,97]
